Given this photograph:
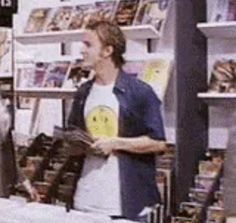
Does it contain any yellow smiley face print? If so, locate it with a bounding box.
[85,106,118,138]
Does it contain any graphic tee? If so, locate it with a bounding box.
[74,82,121,216]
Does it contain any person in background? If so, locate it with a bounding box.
[68,20,169,221]
[0,97,40,201]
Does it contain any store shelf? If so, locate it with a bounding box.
[197,21,236,39]
[15,88,77,99]
[198,92,236,106]
[15,25,160,44]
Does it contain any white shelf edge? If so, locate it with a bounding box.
[15,25,160,44]
[15,88,77,99]
[197,21,236,39]
[198,92,236,106]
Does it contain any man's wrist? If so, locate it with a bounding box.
[22,179,33,194]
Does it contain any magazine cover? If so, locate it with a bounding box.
[227,0,236,21]
[194,174,215,191]
[45,6,73,32]
[65,59,91,88]
[208,59,236,93]
[16,63,35,88]
[43,61,71,88]
[123,60,146,77]
[198,160,221,178]
[16,59,36,109]
[214,190,224,207]
[114,0,140,26]
[206,206,224,223]
[171,216,194,223]
[139,58,172,101]
[91,0,118,22]
[179,202,203,220]
[33,62,50,87]
[210,0,229,22]
[134,0,170,32]
[68,4,96,29]
[189,187,208,204]
[0,28,12,77]
[24,8,52,33]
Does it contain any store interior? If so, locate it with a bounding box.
[0,0,235,222]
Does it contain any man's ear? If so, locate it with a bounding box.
[102,45,113,58]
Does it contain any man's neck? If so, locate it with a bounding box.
[95,62,119,85]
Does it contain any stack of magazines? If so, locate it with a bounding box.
[171,149,225,223]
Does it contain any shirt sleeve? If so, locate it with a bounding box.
[143,86,166,140]
[67,91,80,128]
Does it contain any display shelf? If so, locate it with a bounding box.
[15,25,160,44]
[197,21,236,39]
[15,88,77,99]
[198,92,236,106]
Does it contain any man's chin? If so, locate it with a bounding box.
[81,62,93,70]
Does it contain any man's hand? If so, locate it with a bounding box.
[91,137,117,156]
[28,187,41,202]
[22,179,41,202]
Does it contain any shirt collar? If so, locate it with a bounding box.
[113,69,127,93]
[86,70,127,94]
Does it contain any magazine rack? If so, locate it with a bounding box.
[15,25,160,44]
[197,21,236,39]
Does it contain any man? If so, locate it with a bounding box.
[68,20,168,221]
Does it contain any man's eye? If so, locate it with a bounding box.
[83,41,91,47]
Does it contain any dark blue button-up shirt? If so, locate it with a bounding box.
[68,70,165,221]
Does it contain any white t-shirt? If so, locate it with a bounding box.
[73,82,122,216]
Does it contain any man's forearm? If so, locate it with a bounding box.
[111,136,167,154]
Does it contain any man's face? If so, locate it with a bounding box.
[81,30,104,69]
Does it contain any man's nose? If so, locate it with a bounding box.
[80,42,87,55]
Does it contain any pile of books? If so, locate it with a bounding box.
[155,144,175,221]
[171,149,225,223]
[15,132,83,208]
